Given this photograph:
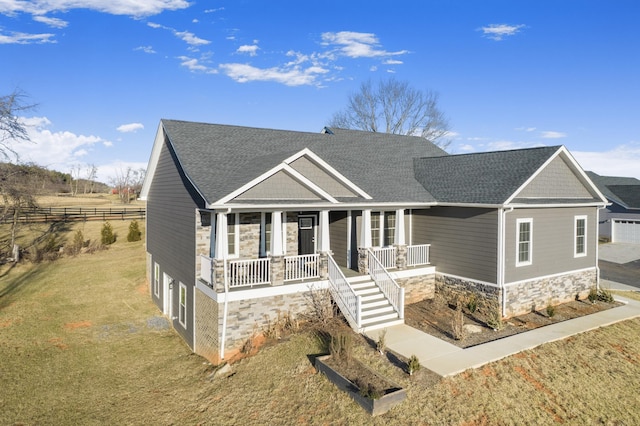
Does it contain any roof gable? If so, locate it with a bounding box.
[586,171,640,209]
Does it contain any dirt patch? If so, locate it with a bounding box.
[64,320,92,330]
[405,297,621,348]
[136,281,148,295]
[48,337,68,350]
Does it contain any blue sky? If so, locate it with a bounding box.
[2,0,639,183]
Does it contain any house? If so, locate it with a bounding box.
[140,119,608,362]
[585,171,640,244]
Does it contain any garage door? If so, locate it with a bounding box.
[612,219,640,244]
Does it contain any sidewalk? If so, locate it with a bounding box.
[365,294,640,377]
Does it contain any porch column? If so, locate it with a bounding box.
[270,211,284,286]
[395,209,407,269]
[213,212,228,291]
[358,209,372,274]
[318,210,331,253]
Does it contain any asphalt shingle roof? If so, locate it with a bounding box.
[161,119,447,205]
[586,171,640,209]
[413,146,561,204]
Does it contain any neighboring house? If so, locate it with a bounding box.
[586,172,640,244]
[140,119,608,362]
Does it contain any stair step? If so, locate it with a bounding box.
[350,282,376,291]
[360,298,388,308]
[361,304,394,316]
[353,286,380,296]
[360,311,399,325]
[361,318,404,332]
[347,275,373,284]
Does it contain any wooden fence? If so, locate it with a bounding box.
[1,207,146,223]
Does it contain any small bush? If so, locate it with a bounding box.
[101,222,116,245]
[588,287,598,303]
[330,331,354,363]
[597,288,614,303]
[546,303,556,318]
[69,229,84,256]
[127,220,142,242]
[451,302,465,340]
[354,378,383,400]
[487,310,504,331]
[376,329,387,355]
[407,354,421,376]
[466,294,478,314]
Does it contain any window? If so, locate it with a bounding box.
[516,218,533,266]
[178,283,187,328]
[383,212,396,247]
[227,213,238,257]
[153,262,160,297]
[371,212,381,247]
[260,212,272,256]
[575,215,587,257]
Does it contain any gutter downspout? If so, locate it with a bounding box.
[500,206,514,318]
[596,205,606,291]
[219,208,231,360]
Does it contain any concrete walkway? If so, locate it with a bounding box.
[366,294,640,377]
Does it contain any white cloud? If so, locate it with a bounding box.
[9,116,112,172]
[479,24,525,41]
[321,31,409,58]
[516,127,537,132]
[134,45,156,54]
[219,63,329,86]
[0,0,190,18]
[178,55,217,73]
[174,30,210,46]
[0,30,55,44]
[572,143,640,180]
[204,7,225,13]
[32,15,68,28]
[540,131,567,139]
[384,59,403,65]
[96,160,149,185]
[116,123,144,133]
[237,44,259,56]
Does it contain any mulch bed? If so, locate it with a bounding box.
[405,297,622,348]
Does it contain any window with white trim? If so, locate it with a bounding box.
[574,215,587,257]
[371,212,381,247]
[516,218,533,266]
[178,282,187,328]
[383,212,396,246]
[227,213,239,258]
[260,212,272,257]
[153,262,160,297]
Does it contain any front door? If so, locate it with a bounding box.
[298,215,316,255]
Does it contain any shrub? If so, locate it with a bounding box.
[354,378,383,399]
[127,220,142,242]
[466,294,478,314]
[451,302,465,340]
[597,288,614,303]
[487,310,504,331]
[376,329,387,355]
[407,354,421,376]
[101,222,116,245]
[588,287,598,303]
[546,303,556,318]
[69,229,84,256]
[330,331,354,363]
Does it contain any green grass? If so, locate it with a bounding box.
[2,220,640,424]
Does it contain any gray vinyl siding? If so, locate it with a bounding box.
[289,156,358,197]
[516,156,594,199]
[234,170,322,200]
[329,211,348,267]
[412,207,498,283]
[504,207,598,283]
[147,137,205,349]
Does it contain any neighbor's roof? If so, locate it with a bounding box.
[586,171,640,209]
[160,119,447,205]
[413,146,563,204]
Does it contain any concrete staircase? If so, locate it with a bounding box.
[348,275,404,332]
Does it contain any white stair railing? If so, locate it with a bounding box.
[367,249,404,319]
[327,255,361,330]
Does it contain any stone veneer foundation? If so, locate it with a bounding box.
[504,268,596,317]
[435,274,501,321]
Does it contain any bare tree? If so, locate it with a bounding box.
[84,164,98,194]
[329,77,452,150]
[1,89,37,160]
[110,167,145,204]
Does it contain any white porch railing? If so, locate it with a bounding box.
[228,258,270,288]
[327,255,361,330]
[284,254,319,282]
[407,244,431,266]
[372,246,397,269]
[199,255,213,285]
[367,249,404,319]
